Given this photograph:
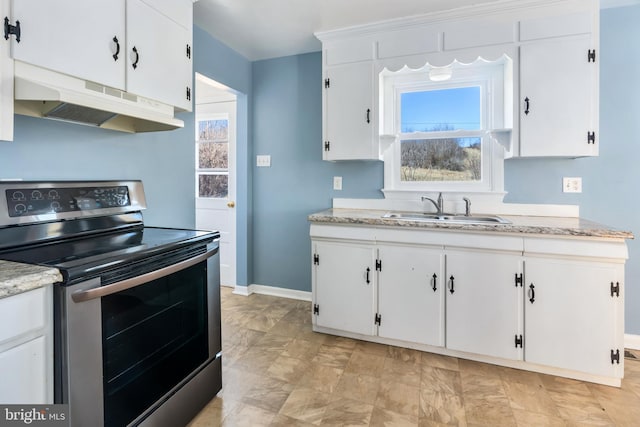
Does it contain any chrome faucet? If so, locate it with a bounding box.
[421,192,444,215]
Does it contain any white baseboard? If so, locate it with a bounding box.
[232,284,312,302]
[625,334,640,350]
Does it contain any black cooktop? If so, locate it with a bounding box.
[0,226,219,285]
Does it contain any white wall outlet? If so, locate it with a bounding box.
[256,155,271,167]
[563,177,582,193]
[333,176,343,191]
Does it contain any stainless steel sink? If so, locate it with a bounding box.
[382,212,510,224]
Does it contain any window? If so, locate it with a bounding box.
[380,56,512,197]
[196,115,229,198]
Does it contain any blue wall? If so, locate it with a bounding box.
[251,53,382,291]
[250,6,640,335]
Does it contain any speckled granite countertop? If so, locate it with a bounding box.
[308,209,634,239]
[0,260,62,299]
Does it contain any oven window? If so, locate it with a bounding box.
[101,262,208,427]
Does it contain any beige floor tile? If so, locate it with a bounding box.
[503,380,560,417]
[375,380,421,418]
[345,351,386,377]
[419,389,467,426]
[298,362,344,393]
[512,409,567,427]
[279,387,332,425]
[370,406,419,426]
[312,344,354,369]
[421,366,463,395]
[382,357,423,387]
[334,372,381,404]
[421,353,460,372]
[320,397,374,426]
[188,290,640,427]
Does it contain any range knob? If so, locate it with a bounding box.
[31,190,43,200]
[51,201,61,211]
[14,204,27,214]
[11,191,25,201]
[48,190,59,200]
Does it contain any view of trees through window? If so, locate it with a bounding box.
[197,118,229,198]
[400,87,482,182]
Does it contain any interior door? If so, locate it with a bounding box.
[195,76,237,287]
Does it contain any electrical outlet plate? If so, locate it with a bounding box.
[333,176,342,190]
[563,177,582,193]
[256,155,271,167]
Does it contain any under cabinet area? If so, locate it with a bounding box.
[310,221,628,386]
[6,0,193,111]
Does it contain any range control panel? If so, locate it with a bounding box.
[6,185,131,217]
[0,181,146,226]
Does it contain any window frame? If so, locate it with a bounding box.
[195,113,230,199]
[380,57,510,197]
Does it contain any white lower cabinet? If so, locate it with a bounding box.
[0,286,53,403]
[446,249,523,360]
[310,223,628,386]
[524,257,624,378]
[377,244,444,346]
[312,241,376,336]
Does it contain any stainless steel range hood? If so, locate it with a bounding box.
[13,61,184,133]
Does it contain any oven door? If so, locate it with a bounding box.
[55,242,221,427]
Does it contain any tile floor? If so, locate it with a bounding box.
[188,287,640,426]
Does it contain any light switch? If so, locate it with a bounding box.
[256,155,271,167]
[333,176,342,190]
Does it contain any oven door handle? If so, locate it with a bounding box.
[71,248,217,303]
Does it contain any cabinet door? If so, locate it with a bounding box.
[519,36,597,157]
[10,0,125,90]
[1,0,13,141]
[0,336,48,404]
[126,0,192,111]
[377,244,444,346]
[524,258,623,378]
[446,250,523,360]
[312,241,376,336]
[323,62,377,160]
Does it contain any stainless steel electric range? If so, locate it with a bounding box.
[0,180,222,427]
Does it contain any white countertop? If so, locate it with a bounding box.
[308,209,634,240]
[0,260,62,299]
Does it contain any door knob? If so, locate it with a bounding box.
[227,201,235,208]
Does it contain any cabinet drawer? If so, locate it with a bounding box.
[0,287,46,343]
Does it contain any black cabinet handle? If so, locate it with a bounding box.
[529,283,535,303]
[132,46,139,69]
[524,97,530,115]
[366,108,371,123]
[431,273,437,292]
[365,267,371,284]
[112,36,120,61]
[449,275,455,294]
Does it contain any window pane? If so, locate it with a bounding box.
[198,119,228,142]
[401,87,481,132]
[400,138,481,182]
[198,141,228,169]
[198,174,228,198]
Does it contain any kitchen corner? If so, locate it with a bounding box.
[0,260,62,299]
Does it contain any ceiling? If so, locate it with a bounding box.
[193,0,502,61]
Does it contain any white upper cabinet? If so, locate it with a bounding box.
[323,60,377,161]
[7,0,193,111]
[0,0,13,141]
[10,0,126,90]
[126,0,193,111]
[518,9,598,158]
